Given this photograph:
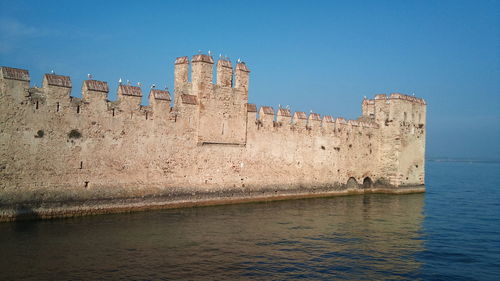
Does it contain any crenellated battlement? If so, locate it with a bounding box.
[0,55,427,220]
[1,66,30,81]
[118,84,142,97]
[369,92,426,104]
[84,80,109,93]
[44,74,72,88]
[0,63,395,136]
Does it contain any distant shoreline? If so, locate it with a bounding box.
[428,158,500,164]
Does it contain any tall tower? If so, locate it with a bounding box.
[364,93,427,186]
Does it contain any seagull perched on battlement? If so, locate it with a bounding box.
[137,82,142,87]
[50,70,55,74]
[208,50,212,56]
[87,73,93,79]
[151,84,156,89]
[118,78,122,84]
[237,58,241,63]
[219,54,222,59]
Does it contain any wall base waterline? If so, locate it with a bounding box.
[0,185,425,222]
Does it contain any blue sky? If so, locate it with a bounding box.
[1,0,499,158]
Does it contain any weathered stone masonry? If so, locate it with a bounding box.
[0,53,426,221]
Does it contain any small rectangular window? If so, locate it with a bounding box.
[77,105,80,114]
[56,102,60,112]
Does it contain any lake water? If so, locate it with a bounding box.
[1,161,499,280]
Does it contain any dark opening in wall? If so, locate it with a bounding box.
[321,145,325,150]
[112,108,115,117]
[80,161,83,169]
[77,105,80,114]
[84,181,89,187]
[56,102,60,112]
[145,112,148,120]
[347,177,358,189]
[35,101,39,110]
[363,177,373,189]
[68,129,82,139]
[35,130,44,138]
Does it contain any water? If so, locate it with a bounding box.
[1,161,499,280]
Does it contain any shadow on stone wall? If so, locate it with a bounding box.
[10,204,41,221]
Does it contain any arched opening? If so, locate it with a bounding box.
[363,177,373,189]
[346,177,358,189]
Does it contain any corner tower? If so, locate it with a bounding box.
[364,93,427,187]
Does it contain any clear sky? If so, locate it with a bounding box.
[1,0,499,158]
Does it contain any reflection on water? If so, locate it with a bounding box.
[0,194,424,280]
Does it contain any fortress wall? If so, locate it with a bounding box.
[0,59,426,220]
[243,108,381,189]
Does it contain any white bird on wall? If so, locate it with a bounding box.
[137,82,142,87]
[208,50,212,56]
[50,70,54,74]
[237,58,241,63]
[219,54,222,59]
[87,73,93,79]
[151,84,156,89]
[118,78,122,84]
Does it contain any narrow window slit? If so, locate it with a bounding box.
[35,101,39,110]
[77,105,80,114]
[56,102,60,112]
[79,161,83,169]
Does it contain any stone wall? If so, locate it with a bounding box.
[0,55,427,221]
